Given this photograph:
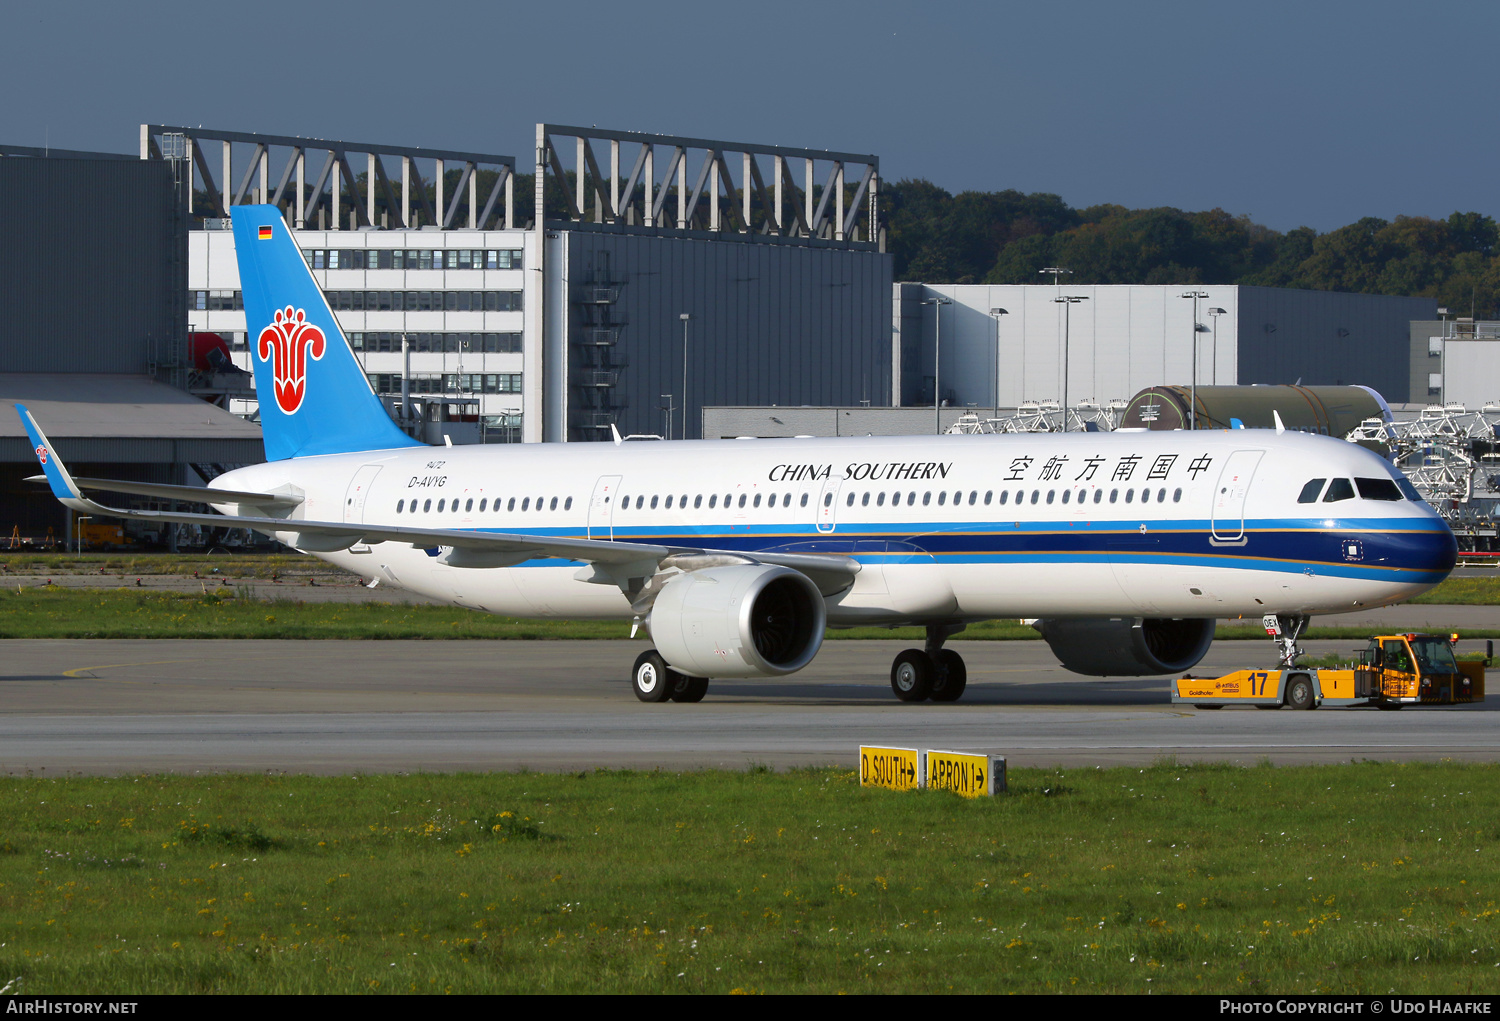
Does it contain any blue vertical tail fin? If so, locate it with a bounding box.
[230,205,420,461]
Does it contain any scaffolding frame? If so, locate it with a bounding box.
[141,125,517,231]
[536,124,879,247]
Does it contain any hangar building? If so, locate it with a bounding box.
[895,283,1438,412]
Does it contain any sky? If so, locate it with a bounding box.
[2,0,1494,234]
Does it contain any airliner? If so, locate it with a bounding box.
[18,205,1457,704]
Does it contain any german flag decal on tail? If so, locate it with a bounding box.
[258,225,273,240]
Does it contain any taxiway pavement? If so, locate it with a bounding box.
[1,637,1495,774]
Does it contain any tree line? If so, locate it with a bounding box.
[883,179,1500,317]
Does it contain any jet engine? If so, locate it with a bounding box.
[649,564,825,678]
[1034,617,1215,676]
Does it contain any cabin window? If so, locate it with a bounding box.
[1125,489,1134,504]
[937,491,947,506]
[507,497,516,511]
[846,492,855,507]
[954,491,962,505]
[740,494,748,508]
[637,496,646,509]
[891,491,901,505]
[754,494,762,508]
[1109,489,1118,504]
[665,495,674,509]
[822,493,831,507]
[550,497,558,511]
[1173,488,1182,502]
[1355,477,1403,501]
[1094,489,1104,504]
[1141,488,1151,504]
[437,498,446,512]
[423,499,432,512]
[984,491,993,505]
[465,499,473,512]
[783,493,792,507]
[922,492,931,506]
[694,495,702,509]
[479,498,487,512]
[969,491,978,505]
[1061,490,1070,504]
[1298,479,1326,503]
[800,493,809,507]
[680,494,688,507]
[520,498,529,511]
[708,494,717,509]
[1030,490,1039,505]
[396,500,404,512]
[876,492,886,506]
[1323,478,1355,503]
[650,495,659,509]
[998,491,1008,506]
[1157,488,1167,503]
[565,496,573,510]
[861,492,870,506]
[1046,490,1055,504]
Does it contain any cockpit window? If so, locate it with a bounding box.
[1395,476,1424,503]
[1322,478,1355,502]
[1355,477,1403,501]
[1297,479,1326,503]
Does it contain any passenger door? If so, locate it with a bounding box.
[1210,450,1264,543]
[343,465,383,523]
[588,475,622,540]
[815,476,843,534]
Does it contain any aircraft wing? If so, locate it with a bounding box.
[24,475,303,510]
[17,405,858,593]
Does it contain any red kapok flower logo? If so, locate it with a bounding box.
[256,306,326,415]
[35,445,48,465]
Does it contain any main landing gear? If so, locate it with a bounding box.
[890,624,968,703]
[632,649,709,704]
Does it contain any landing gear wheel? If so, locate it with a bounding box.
[632,650,676,703]
[930,649,968,702]
[1195,704,1223,710]
[669,675,710,703]
[891,649,934,702]
[1285,674,1316,711]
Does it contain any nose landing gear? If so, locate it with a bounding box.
[890,624,968,703]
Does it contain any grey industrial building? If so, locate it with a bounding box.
[0,148,262,540]
[0,123,892,542]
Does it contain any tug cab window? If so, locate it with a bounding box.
[1323,478,1355,502]
[1297,479,1327,503]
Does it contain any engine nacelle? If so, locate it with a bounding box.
[1035,616,1214,676]
[649,564,826,678]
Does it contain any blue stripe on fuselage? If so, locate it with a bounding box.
[441,514,1456,582]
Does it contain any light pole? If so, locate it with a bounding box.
[1207,307,1226,385]
[679,313,692,439]
[920,295,953,434]
[660,394,675,440]
[1179,291,1210,429]
[1053,295,1088,427]
[989,307,1009,418]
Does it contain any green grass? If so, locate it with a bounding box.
[1,763,1498,994]
[2,588,1497,642]
[0,553,318,580]
[1411,576,1500,605]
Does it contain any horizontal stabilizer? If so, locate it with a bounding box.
[25,475,302,510]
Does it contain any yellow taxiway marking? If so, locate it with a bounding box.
[63,659,196,679]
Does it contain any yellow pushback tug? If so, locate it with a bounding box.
[1172,614,1487,710]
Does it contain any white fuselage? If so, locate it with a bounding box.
[209,429,1455,625]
